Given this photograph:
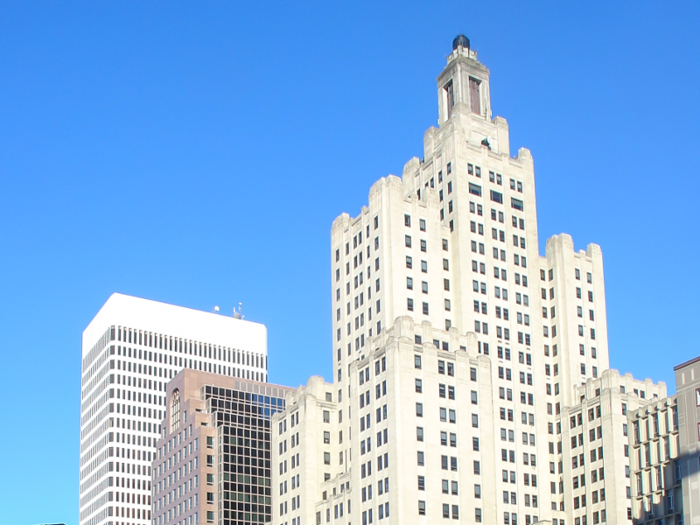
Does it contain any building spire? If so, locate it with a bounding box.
[437,35,492,126]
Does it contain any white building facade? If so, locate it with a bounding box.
[561,371,667,525]
[271,36,665,525]
[79,293,268,525]
[628,392,681,525]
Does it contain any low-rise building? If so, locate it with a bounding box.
[628,394,680,525]
[673,356,700,525]
[559,371,666,525]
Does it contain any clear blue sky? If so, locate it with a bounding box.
[1,2,698,523]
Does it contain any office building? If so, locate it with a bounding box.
[152,369,292,525]
[271,36,665,525]
[79,293,267,525]
[562,370,666,525]
[628,356,700,525]
[674,358,700,525]
[628,391,680,525]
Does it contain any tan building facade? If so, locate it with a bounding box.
[152,369,292,525]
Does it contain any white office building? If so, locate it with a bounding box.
[79,293,267,525]
[271,36,665,525]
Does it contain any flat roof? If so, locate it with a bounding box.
[82,292,266,358]
[673,355,700,371]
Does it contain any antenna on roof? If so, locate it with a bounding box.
[233,303,244,319]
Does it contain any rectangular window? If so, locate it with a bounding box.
[469,78,481,114]
[445,81,454,118]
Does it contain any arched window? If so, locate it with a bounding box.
[171,389,181,432]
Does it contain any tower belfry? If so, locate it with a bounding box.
[438,35,492,124]
[436,34,512,155]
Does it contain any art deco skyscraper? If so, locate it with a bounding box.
[272,36,665,525]
[329,35,609,408]
[327,35,611,524]
[79,293,268,525]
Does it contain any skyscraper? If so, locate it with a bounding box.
[79,293,268,525]
[151,369,292,525]
[271,36,664,525]
[329,35,609,408]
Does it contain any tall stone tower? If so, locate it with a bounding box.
[272,36,663,525]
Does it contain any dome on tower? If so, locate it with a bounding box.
[452,34,470,50]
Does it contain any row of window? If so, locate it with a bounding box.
[468,163,524,192]
[470,203,527,231]
[635,462,682,496]
[540,268,594,284]
[633,408,678,443]
[113,326,257,368]
[467,177,525,212]
[635,436,676,468]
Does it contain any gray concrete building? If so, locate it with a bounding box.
[674,357,700,524]
[628,393,680,525]
[626,356,700,525]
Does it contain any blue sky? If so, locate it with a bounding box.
[1,2,699,523]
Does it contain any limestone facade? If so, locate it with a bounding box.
[271,37,664,525]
